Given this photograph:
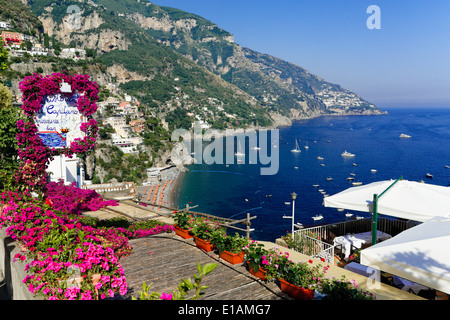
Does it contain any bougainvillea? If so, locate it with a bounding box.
[16,72,99,192]
[0,189,174,300]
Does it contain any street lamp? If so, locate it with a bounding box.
[290,192,297,239]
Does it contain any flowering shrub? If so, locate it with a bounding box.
[45,180,118,215]
[318,275,376,300]
[0,188,174,300]
[16,73,99,192]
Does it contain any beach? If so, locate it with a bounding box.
[137,166,184,213]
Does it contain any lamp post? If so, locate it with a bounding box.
[283,192,298,239]
[291,192,297,239]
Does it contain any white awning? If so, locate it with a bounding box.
[323,179,450,222]
[360,216,450,294]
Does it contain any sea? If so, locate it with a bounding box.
[173,107,450,242]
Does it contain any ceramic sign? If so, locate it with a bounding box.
[35,93,85,148]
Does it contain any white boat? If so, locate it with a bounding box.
[294,166,299,170]
[294,223,304,229]
[345,212,353,217]
[371,169,377,173]
[291,139,301,153]
[326,177,333,181]
[251,146,260,150]
[317,156,324,160]
[352,181,363,186]
[445,165,450,169]
[284,202,291,205]
[346,177,355,181]
[318,189,324,192]
[426,173,433,178]
[352,163,357,167]
[337,208,344,212]
[349,173,356,176]
[341,150,356,157]
[312,184,320,187]
[312,214,323,221]
[355,215,364,220]
[235,140,245,157]
[399,133,411,138]
[320,163,325,167]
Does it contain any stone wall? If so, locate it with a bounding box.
[0,229,40,300]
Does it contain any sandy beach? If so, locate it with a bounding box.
[137,166,184,213]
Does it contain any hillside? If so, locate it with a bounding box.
[0,0,385,184]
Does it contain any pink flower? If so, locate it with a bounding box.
[160,293,173,300]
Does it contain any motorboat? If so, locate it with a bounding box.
[445,165,450,169]
[352,181,363,186]
[341,150,355,157]
[345,212,353,217]
[399,133,411,138]
[312,214,323,221]
[312,184,320,187]
[426,173,433,178]
[326,177,333,181]
[317,156,324,160]
[291,139,301,153]
[371,169,377,173]
[284,202,291,205]
[346,177,355,181]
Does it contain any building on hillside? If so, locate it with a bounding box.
[59,48,86,60]
[129,119,145,133]
[1,31,22,47]
[0,21,12,29]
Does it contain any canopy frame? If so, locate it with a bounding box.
[371,176,403,245]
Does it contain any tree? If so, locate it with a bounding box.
[0,47,9,70]
[0,84,19,165]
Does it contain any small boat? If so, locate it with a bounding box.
[318,189,324,192]
[352,181,363,186]
[312,214,324,221]
[294,166,299,170]
[326,177,333,181]
[235,141,245,157]
[349,173,356,176]
[284,202,291,205]
[355,215,364,220]
[317,156,324,160]
[312,184,320,187]
[445,165,450,169]
[426,173,433,178]
[341,150,356,157]
[294,223,304,229]
[291,139,301,153]
[337,208,344,212]
[320,163,325,167]
[371,169,377,173]
[352,163,357,167]
[346,177,355,181]
[251,146,260,150]
[245,199,249,202]
[345,212,353,217]
[399,133,411,138]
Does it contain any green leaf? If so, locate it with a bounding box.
[202,263,217,275]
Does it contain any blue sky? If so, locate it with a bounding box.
[154,1,450,109]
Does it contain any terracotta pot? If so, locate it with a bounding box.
[279,278,314,300]
[174,225,193,239]
[194,237,213,252]
[219,250,244,265]
[247,262,266,280]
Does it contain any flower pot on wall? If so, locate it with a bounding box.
[194,237,213,252]
[247,262,267,280]
[219,250,244,265]
[174,225,193,239]
[279,278,314,300]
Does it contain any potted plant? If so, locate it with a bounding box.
[318,275,376,300]
[215,233,249,265]
[244,241,269,280]
[173,211,194,239]
[276,258,325,300]
[190,217,221,252]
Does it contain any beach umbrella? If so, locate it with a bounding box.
[323,178,450,244]
[360,216,450,294]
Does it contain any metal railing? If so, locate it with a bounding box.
[292,217,412,262]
